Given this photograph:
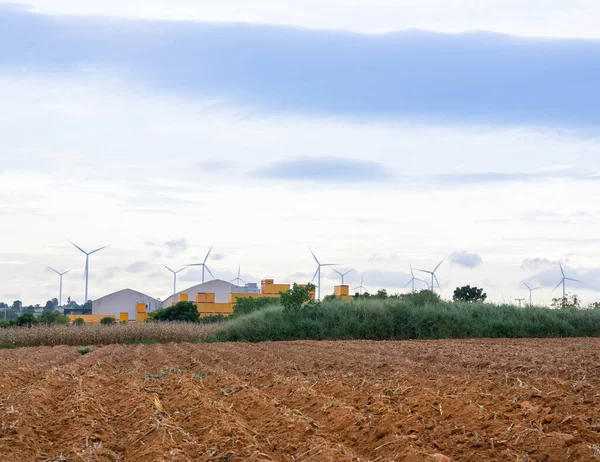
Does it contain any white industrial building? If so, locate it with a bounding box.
[161,279,252,307]
[93,289,161,320]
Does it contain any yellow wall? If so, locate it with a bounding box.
[120,312,129,322]
[68,314,116,324]
[136,313,149,322]
[334,285,350,296]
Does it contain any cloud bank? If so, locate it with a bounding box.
[1,6,599,129]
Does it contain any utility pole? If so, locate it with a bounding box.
[515,298,525,308]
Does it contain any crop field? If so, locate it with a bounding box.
[1,339,600,461]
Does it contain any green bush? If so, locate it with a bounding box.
[199,314,226,324]
[280,283,317,314]
[100,317,116,325]
[16,313,37,327]
[148,301,200,322]
[231,296,280,317]
[211,297,600,343]
[73,317,86,326]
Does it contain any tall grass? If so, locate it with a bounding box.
[210,298,600,342]
[0,322,220,347]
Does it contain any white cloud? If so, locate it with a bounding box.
[0,75,599,304]
[8,0,600,38]
[448,251,483,269]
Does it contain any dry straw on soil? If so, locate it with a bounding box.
[0,322,220,347]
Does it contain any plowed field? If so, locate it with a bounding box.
[1,339,600,461]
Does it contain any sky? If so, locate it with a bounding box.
[1,1,599,306]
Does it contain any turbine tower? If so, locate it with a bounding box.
[163,265,186,297]
[523,281,540,306]
[416,259,444,292]
[405,264,427,292]
[47,267,70,307]
[310,249,337,301]
[70,241,108,303]
[186,246,215,284]
[554,261,584,300]
[333,268,354,285]
[230,265,246,286]
[354,274,367,295]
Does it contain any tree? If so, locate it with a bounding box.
[43,300,55,312]
[100,317,116,325]
[73,317,86,326]
[400,290,441,306]
[39,311,69,325]
[588,302,600,310]
[551,293,581,309]
[280,283,317,314]
[0,302,7,309]
[16,313,37,327]
[24,305,36,313]
[453,285,487,303]
[149,301,200,322]
[12,300,22,311]
[231,296,279,317]
[52,298,59,307]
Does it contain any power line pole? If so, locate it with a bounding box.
[515,298,525,308]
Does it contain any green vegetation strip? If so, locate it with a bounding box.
[210,295,600,343]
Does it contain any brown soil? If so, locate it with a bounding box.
[1,339,600,461]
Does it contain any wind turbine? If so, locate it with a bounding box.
[354,274,367,295]
[230,265,246,286]
[310,249,337,301]
[523,281,540,306]
[416,259,444,292]
[405,264,427,292]
[554,261,584,300]
[70,241,108,303]
[47,267,71,307]
[186,246,215,284]
[163,265,186,297]
[333,268,354,285]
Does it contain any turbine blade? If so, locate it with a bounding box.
[566,277,585,284]
[175,267,186,274]
[205,266,215,279]
[344,268,355,276]
[434,274,441,290]
[333,268,342,276]
[69,241,87,254]
[309,249,319,265]
[311,268,319,283]
[553,280,563,291]
[434,259,444,272]
[559,261,565,277]
[89,245,108,255]
[63,269,72,275]
[523,281,531,290]
[240,277,247,284]
[163,265,174,273]
[47,266,60,275]
[415,269,431,274]
[204,246,213,264]
[404,278,414,288]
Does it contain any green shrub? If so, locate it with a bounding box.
[211,297,600,343]
[78,346,91,355]
[280,283,317,314]
[16,313,37,327]
[100,317,116,325]
[231,296,280,317]
[73,318,85,326]
[148,301,200,322]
